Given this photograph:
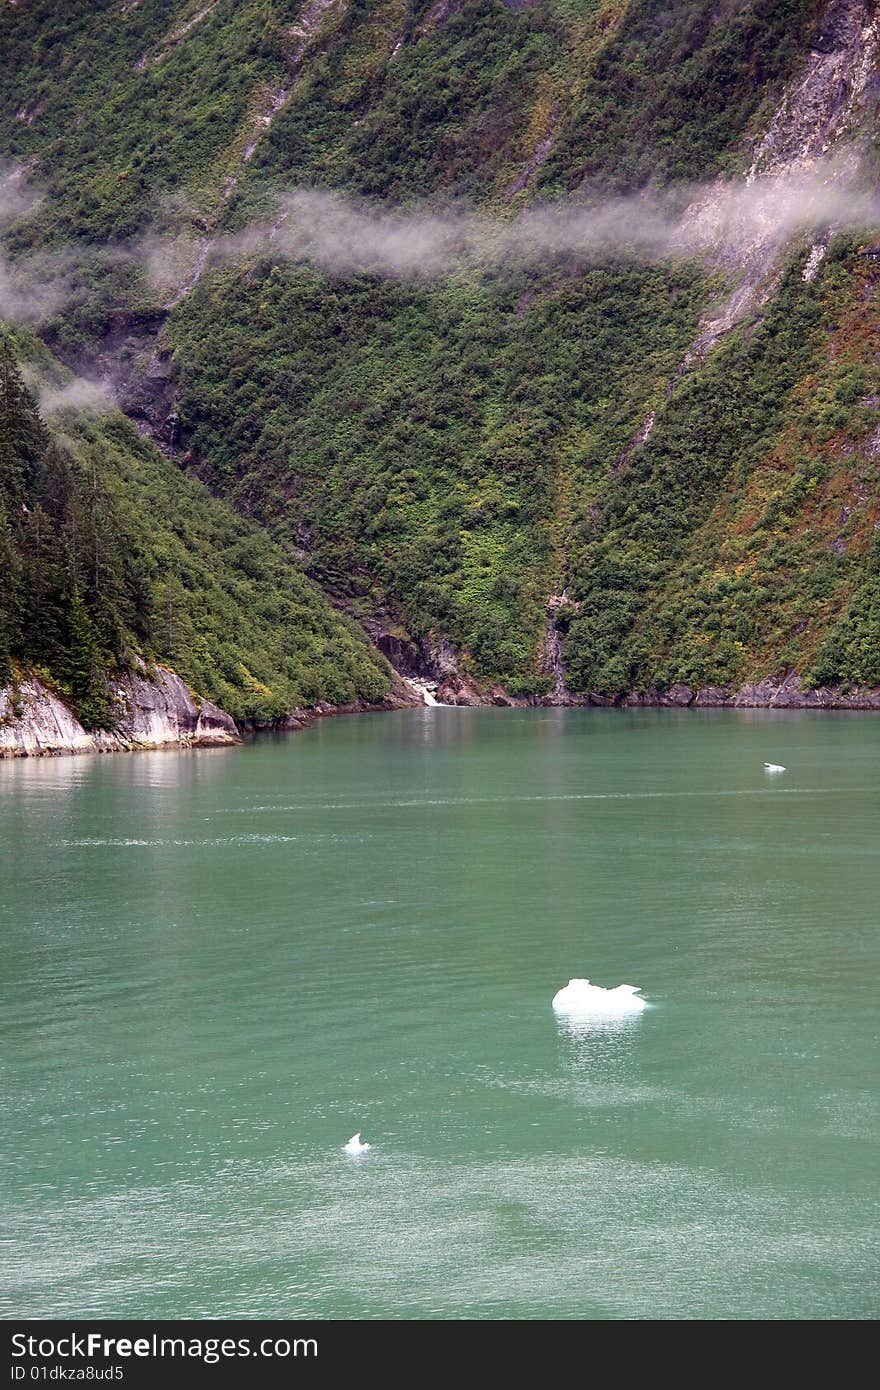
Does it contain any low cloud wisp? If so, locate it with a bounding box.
[2,160,879,331]
[36,377,115,418]
[199,163,880,283]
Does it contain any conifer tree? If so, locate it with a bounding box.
[0,346,48,520]
[0,501,21,681]
[63,586,111,729]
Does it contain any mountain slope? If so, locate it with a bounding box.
[0,328,392,726]
[0,1,823,238]
[1,0,879,705]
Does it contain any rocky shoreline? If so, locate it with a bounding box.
[583,671,880,711]
[0,665,238,758]
[2,663,877,761]
[0,664,419,759]
[372,623,880,712]
[234,685,420,739]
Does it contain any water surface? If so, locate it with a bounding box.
[1,708,878,1319]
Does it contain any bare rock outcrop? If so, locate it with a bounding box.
[0,665,239,758]
[681,0,880,357]
[615,0,880,465]
[371,626,491,705]
[613,672,880,710]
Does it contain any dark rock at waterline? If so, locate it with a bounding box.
[661,673,880,709]
[376,632,424,678]
[548,672,880,711]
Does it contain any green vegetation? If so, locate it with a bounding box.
[0,341,138,726]
[812,544,880,689]
[224,0,821,219]
[0,0,297,244]
[2,0,879,703]
[236,0,580,212]
[563,245,880,694]
[562,258,829,693]
[0,0,821,247]
[169,256,706,691]
[539,0,821,193]
[0,330,390,723]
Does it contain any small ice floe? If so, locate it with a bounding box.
[343,1132,371,1155]
[551,978,647,1017]
[763,762,786,773]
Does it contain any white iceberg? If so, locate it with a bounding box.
[551,978,647,1017]
[343,1132,371,1155]
[763,762,786,773]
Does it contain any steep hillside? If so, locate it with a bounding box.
[0,0,822,239]
[0,328,391,727]
[563,241,880,697]
[1,0,879,705]
[169,258,707,694]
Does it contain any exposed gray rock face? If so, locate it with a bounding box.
[376,632,425,679]
[420,634,515,705]
[107,664,239,746]
[370,625,490,705]
[701,672,880,709]
[615,672,880,710]
[0,665,239,758]
[0,676,94,756]
[539,593,580,705]
[615,0,880,463]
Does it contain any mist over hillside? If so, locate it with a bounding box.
[2,0,880,721]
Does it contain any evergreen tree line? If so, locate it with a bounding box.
[0,346,153,728]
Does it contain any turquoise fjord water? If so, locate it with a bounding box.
[1,708,878,1321]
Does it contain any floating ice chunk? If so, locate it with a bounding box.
[343,1132,371,1155]
[763,762,786,773]
[551,978,647,1016]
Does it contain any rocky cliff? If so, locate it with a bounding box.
[0,664,239,757]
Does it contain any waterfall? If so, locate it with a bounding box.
[406,679,440,707]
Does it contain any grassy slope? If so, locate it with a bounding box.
[4,0,877,696]
[94,414,393,715]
